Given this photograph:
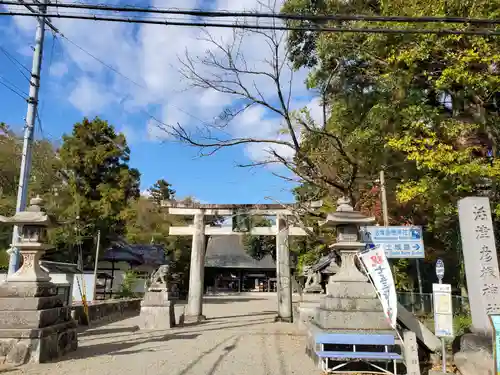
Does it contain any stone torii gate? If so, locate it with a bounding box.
[164,202,311,323]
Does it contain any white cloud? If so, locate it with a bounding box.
[50,62,69,78]
[119,124,147,145]
[146,119,167,142]
[307,97,324,126]
[6,0,318,167]
[140,189,151,198]
[68,77,114,115]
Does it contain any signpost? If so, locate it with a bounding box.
[436,258,445,282]
[433,258,453,373]
[489,314,500,375]
[361,226,425,258]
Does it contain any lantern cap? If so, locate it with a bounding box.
[321,197,375,227]
[0,196,56,227]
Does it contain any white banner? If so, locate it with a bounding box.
[358,247,398,328]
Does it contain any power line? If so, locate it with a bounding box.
[0,79,27,100]
[0,45,31,81]
[1,1,499,25]
[0,45,30,72]
[1,11,499,36]
[13,0,60,33]
[56,33,224,129]
[12,2,209,132]
[0,74,29,97]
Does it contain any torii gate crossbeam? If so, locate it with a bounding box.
[164,202,311,323]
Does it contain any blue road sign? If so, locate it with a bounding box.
[360,226,425,259]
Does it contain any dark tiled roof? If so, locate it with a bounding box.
[40,261,81,274]
[102,240,166,266]
[205,235,276,269]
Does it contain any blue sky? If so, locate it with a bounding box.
[0,0,320,204]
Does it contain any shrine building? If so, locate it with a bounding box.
[204,235,278,293]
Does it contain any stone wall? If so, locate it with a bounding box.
[71,298,142,326]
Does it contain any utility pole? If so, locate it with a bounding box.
[8,0,48,275]
[92,230,101,301]
[379,169,398,285]
[379,170,389,227]
[380,170,424,304]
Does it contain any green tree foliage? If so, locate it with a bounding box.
[0,118,196,281]
[243,235,276,260]
[148,179,176,206]
[123,193,207,289]
[48,117,140,265]
[283,0,500,291]
[0,123,61,254]
[242,216,276,260]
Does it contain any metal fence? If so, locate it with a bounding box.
[397,292,470,316]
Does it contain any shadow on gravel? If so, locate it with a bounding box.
[56,332,199,361]
[202,297,267,304]
[181,319,271,335]
[79,325,140,337]
[206,336,241,375]
[207,310,276,320]
[176,335,238,375]
[0,368,17,373]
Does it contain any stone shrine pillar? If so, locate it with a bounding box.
[185,212,206,322]
[314,197,392,331]
[454,196,500,375]
[0,197,78,365]
[275,214,293,322]
[458,197,500,333]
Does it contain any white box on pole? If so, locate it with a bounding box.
[433,283,454,337]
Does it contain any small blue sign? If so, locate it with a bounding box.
[360,226,425,259]
[489,314,500,375]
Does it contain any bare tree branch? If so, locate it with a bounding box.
[155,3,362,201]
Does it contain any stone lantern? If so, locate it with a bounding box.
[312,197,393,332]
[322,196,375,289]
[1,196,54,283]
[0,196,78,365]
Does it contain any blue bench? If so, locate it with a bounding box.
[314,332,403,374]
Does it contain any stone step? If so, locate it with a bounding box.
[320,296,385,311]
[0,320,78,339]
[315,309,393,330]
[397,302,440,352]
[142,291,175,306]
[0,281,57,298]
[0,307,72,329]
[0,320,78,365]
[325,282,378,299]
[0,296,64,311]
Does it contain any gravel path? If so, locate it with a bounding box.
[9,295,319,375]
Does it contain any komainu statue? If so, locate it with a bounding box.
[149,264,170,290]
[303,265,323,293]
[303,252,340,293]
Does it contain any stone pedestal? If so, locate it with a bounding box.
[314,200,392,332]
[304,283,323,294]
[139,290,176,329]
[315,282,392,331]
[0,281,78,365]
[0,197,78,365]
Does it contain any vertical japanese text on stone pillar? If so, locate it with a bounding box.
[458,197,500,334]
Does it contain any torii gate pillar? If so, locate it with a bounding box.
[276,214,293,322]
[165,202,314,324]
[185,212,206,322]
